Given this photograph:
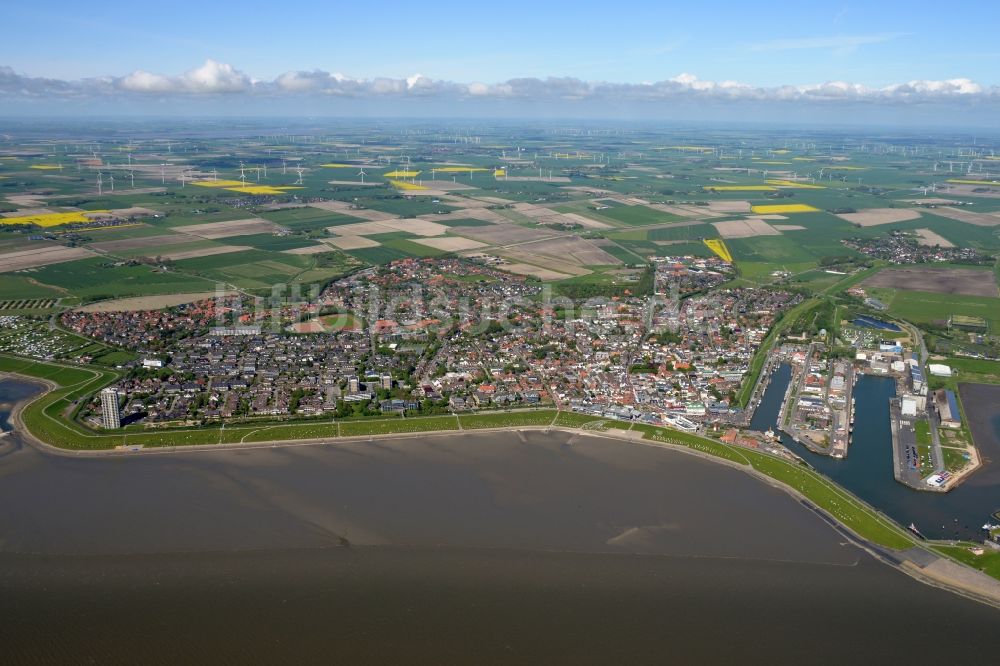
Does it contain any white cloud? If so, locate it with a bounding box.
[1,61,998,108]
[117,59,250,94]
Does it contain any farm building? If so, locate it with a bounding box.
[933,389,962,429]
[928,364,953,378]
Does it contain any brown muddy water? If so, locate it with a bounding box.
[1,378,998,664]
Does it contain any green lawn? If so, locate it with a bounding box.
[340,415,459,436]
[459,410,557,429]
[552,411,605,428]
[915,419,932,446]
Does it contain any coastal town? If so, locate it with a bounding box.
[2,250,989,500]
[47,257,792,438]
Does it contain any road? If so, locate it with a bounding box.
[900,321,928,367]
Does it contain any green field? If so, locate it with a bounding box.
[459,410,557,429]
[27,257,216,300]
[592,205,682,227]
[945,357,1000,382]
[880,289,1000,330]
[346,245,415,265]
[0,275,64,299]
[226,233,318,252]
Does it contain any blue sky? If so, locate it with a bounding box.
[3,1,1000,124]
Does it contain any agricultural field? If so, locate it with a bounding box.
[26,256,217,300]
[869,288,1000,330]
[589,204,682,227]
[2,121,999,314]
[862,266,999,298]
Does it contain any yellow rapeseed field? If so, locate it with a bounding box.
[319,163,357,168]
[946,179,1000,187]
[433,166,489,173]
[493,169,506,177]
[703,185,776,191]
[0,210,110,227]
[766,180,825,189]
[222,185,305,195]
[750,204,819,214]
[389,180,428,191]
[703,239,733,262]
[383,170,420,178]
[29,165,63,170]
[193,180,245,188]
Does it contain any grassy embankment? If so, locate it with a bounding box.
[2,353,918,554]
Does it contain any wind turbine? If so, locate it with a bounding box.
[358,168,367,184]
[180,171,188,188]
[108,173,115,191]
[97,171,103,196]
[239,161,246,179]
[295,167,304,185]
[160,163,166,184]
[129,171,135,189]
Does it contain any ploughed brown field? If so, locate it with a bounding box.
[863,266,1000,297]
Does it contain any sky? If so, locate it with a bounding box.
[3,0,1000,126]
